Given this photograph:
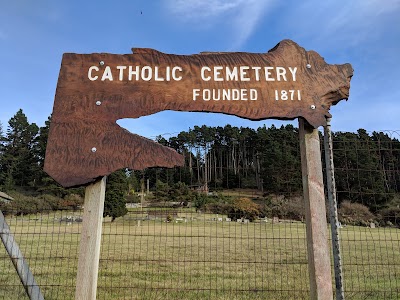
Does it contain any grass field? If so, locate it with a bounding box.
[1,209,399,299]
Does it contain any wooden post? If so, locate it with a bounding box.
[75,177,106,300]
[299,118,333,300]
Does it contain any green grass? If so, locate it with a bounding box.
[1,210,399,299]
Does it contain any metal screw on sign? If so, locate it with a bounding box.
[306,64,312,69]
[91,147,97,153]
[99,61,105,66]
[311,105,316,110]
[96,101,102,106]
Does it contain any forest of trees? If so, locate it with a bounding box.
[152,125,400,210]
[0,109,399,223]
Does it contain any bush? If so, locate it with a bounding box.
[258,195,304,221]
[193,192,231,212]
[43,194,66,209]
[338,200,375,226]
[378,206,400,227]
[193,193,210,210]
[377,196,400,227]
[204,202,231,214]
[60,194,83,211]
[152,181,194,204]
[5,193,55,215]
[153,180,171,202]
[125,193,141,203]
[227,197,260,221]
[170,182,193,205]
[0,191,81,215]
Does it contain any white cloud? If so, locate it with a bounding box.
[329,1,399,40]
[166,0,276,49]
[286,0,400,47]
[168,0,241,19]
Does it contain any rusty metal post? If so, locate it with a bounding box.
[0,210,44,300]
[324,118,345,300]
[299,118,333,300]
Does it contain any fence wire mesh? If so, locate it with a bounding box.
[0,128,399,299]
[0,210,82,299]
[325,130,400,299]
[98,209,309,300]
[0,207,310,299]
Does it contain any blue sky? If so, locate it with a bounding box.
[0,0,399,139]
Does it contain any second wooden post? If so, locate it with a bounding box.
[299,118,333,300]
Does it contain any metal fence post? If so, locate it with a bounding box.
[324,118,345,300]
[0,210,44,300]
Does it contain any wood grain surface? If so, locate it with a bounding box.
[44,39,353,187]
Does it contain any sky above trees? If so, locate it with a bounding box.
[0,0,399,138]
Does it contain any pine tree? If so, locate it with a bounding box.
[103,169,128,221]
[34,115,66,196]
[154,180,171,202]
[0,121,3,142]
[0,109,39,189]
[333,129,391,210]
[36,116,51,167]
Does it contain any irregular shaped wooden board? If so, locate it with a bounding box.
[44,39,353,187]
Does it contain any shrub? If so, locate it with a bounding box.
[0,191,81,215]
[6,193,53,215]
[193,193,210,210]
[377,196,400,227]
[204,202,231,214]
[338,200,375,226]
[227,197,260,221]
[378,206,400,227]
[166,214,173,222]
[170,182,193,205]
[125,193,141,203]
[60,194,83,211]
[258,195,304,221]
[153,180,171,202]
[193,192,232,212]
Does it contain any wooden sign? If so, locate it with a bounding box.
[44,39,353,187]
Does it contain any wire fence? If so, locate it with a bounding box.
[1,207,310,299]
[327,130,400,299]
[1,130,399,299]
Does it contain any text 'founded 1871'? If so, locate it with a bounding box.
[87,65,300,102]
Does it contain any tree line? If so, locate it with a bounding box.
[152,125,400,210]
[0,109,399,220]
